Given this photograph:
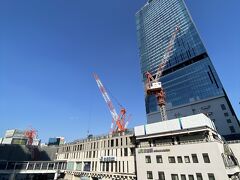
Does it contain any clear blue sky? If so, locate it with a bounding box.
[0,0,239,143]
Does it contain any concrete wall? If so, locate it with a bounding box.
[135,113,215,136]
[136,141,229,180]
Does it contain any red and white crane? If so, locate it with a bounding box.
[24,128,37,145]
[145,26,180,121]
[94,73,129,133]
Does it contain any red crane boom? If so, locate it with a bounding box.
[94,73,128,133]
[145,26,180,121]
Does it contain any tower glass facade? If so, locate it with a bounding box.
[136,0,240,139]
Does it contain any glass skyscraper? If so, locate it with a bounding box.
[136,0,240,140]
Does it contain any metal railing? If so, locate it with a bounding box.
[0,160,66,172]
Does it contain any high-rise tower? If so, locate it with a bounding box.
[136,0,240,140]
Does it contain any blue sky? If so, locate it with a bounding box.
[0,0,239,143]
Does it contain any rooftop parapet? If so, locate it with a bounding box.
[134,113,216,137]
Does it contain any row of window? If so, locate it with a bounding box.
[61,136,133,152]
[147,171,215,180]
[101,161,129,173]
[145,153,210,164]
[62,147,135,159]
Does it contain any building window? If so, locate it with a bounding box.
[106,162,109,172]
[188,175,194,180]
[221,104,226,110]
[102,162,105,172]
[130,147,135,156]
[229,126,236,133]
[184,156,190,163]
[208,173,215,180]
[224,112,229,117]
[203,153,210,163]
[111,139,114,147]
[177,156,183,163]
[168,156,176,163]
[124,148,128,156]
[156,155,163,163]
[158,171,165,180]
[192,154,198,163]
[180,174,186,180]
[116,139,118,146]
[145,156,151,163]
[227,119,232,123]
[118,161,120,172]
[171,174,179,180]
[196,173,203,180]
[147,171,153,179]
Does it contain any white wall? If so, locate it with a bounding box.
[136,142,229,180]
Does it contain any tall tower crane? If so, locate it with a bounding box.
[94,73,129,133]
[145,26,180,121]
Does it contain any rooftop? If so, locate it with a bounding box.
[134,113,216,138]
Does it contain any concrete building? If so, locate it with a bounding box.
[53,114,240,180]
[134,114,240,180]
[56,131,136,180]
[135,0,240,140]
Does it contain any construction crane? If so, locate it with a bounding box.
[25,128,37,145]
[93,73,129,133]
[145,26,180,121]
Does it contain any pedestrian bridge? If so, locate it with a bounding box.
[0,160,66,180]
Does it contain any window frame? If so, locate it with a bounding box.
[192,154,198,163]
[168,156,176,163]
[145,155,151,163]
[147,171,153,179]
[156,155,163,163]
[202,153,210,163]
[158,171,165,180]
[177,156,183,163]
[184,156,190,163]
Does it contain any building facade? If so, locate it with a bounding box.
[135,0,240,139]
[134,114,240,180]
[56,131,136,180]
[54,114,240,180]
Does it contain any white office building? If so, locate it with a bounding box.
[134,114,240,180]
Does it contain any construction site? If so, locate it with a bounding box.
[1,0,240,179]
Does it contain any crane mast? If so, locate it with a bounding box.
[145,26,180,121]
[93,73,127,133]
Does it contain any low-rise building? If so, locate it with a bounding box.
[57,114,240,180]
[57,131,136,180]
[134,114,240,180]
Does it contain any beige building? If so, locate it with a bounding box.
[56,131,136,180]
